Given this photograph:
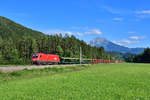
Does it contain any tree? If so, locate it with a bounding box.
[141,48,150,63]
[1,39,20,64]
[65,49,73,57]
[56,45,64,56]
[31,39,38,53]
[133,48,150,63]
[0,51,3,64]
[10,48,20,64]
[99,46,105,59]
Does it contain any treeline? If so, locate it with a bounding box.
[0,34,114,64]
[125,48,150,63]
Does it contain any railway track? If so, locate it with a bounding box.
[0,64,91,73]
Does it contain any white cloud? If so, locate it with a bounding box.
[129,36,139,40]
[71,26,89,30]
[113,35,146,46]
[128,31,136,34]
[102,6,121,14]
[137,10,150,14]
[112,41,123,46]
[65,31,72,35]
[85,29,102,35]
[42,28,103,37]
[42,29,73,35]
[113,18,123,21]
[113,40,140,46]
[86,42,90,45]
[129,36,146,40]
[77,32,83,36]
[136,10,150,19]
[139,15,150,19]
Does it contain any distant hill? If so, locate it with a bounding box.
[0,16,44,40]
[90,37,145,54]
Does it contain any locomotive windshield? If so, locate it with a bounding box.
[32,54,38,58]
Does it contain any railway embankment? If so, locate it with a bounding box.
[0,64,91,72]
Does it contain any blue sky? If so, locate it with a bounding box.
[1,0,150,48]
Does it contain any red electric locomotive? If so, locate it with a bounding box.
[32,53,60,64]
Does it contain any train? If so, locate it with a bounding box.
[32,53,123,65]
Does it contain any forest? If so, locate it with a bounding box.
[125,48,150,63]
[0,16,114,64]
[0,34,115,64]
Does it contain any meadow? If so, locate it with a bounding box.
[0,63,150,100]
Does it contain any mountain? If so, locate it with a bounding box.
[90,37,145,54]
[0,16,44,40]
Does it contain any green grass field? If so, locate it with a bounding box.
[0,63,150,100]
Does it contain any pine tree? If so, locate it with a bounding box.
[56,45,64,57]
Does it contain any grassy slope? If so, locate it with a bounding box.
[0,63,150,100]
